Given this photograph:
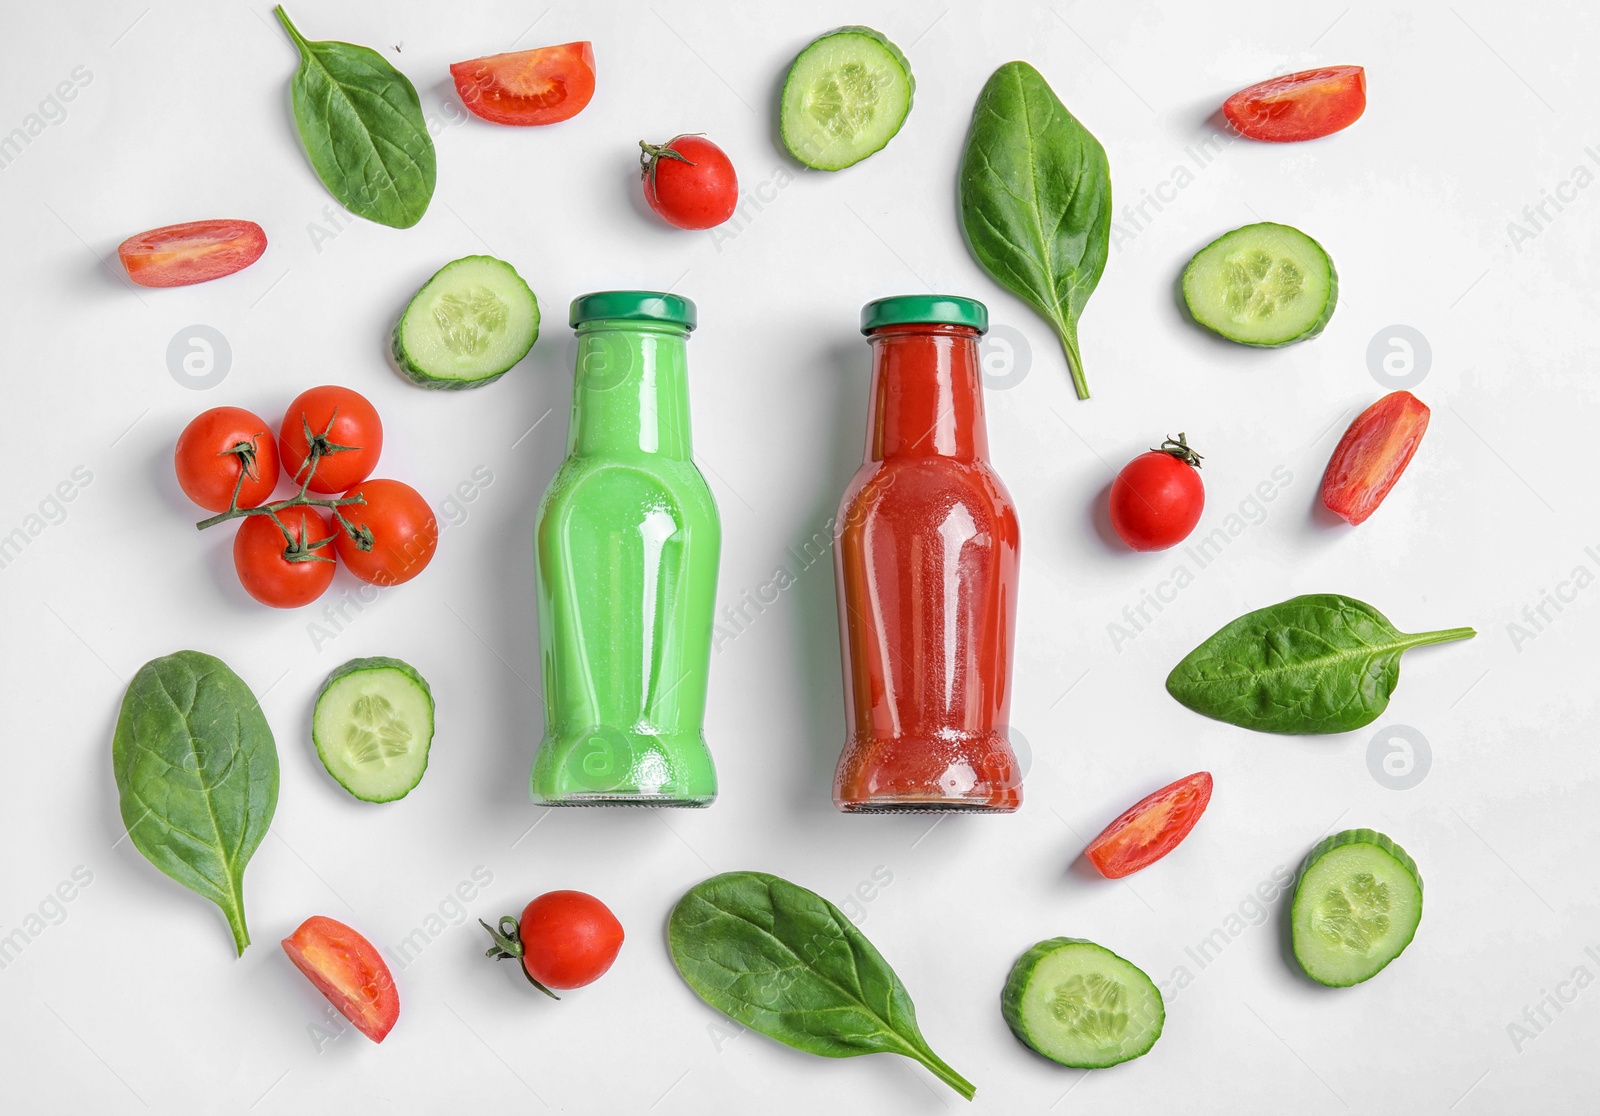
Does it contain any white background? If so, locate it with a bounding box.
[2,1,1596,1111]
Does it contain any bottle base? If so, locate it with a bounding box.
[533,792,715,809]
[835,798,1018,815]
[529,726,717,806]
[833,731,1022,813]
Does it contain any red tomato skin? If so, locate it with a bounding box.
[451,42,595,126]
[175,407,280,512]
[282,916,399,1043]
[117,220,267,287]
[642,135,739,230]
[233,508,336,608]
[1108,451,1205,551]
[1223,66,1366,142]
[279,386,383,495]
[334,479,439,586]
[1321,391,1430,525]
[519,891,624,990]
[1086,772,1214,879]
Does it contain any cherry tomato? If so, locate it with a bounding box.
[1108,434,1205,551]
[282,916,399,1043]
[482,890,624,995]
[174,407,280,513]
[279,386,383,495]
[334,479,439,587]
[640,135,738,230]
[1320,391,1430,525]
[233,507,336,608]
[450,41,596,126]
[1223,66,1366,142]
[1086,772,1213,879]
[117,219,267,288]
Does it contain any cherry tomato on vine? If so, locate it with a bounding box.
[117,219,267,288]
[1085,772,1213,879]
[640,135,738,230]
[1223,66,1366,143]
[450,41,596,126]
[1108,434,1205,551]
[175,407,280,512]
[334,479,439,587]
[279,386,383,495]
[481,890,624,997]
[233,507,336,608]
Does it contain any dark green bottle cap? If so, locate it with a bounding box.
[570,291,697,331]
[860,294,988,335]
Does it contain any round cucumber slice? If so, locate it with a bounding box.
[780,26,913,171]
[1181,221,1336,346]
[313,657,434,803]
[1001,937,1164,1068]
[1291,828,1422,987]
[391,255,539,389]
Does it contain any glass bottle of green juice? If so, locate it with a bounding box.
[529,292,720,806]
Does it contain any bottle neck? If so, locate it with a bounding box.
[569,321,693,460]
[864,324,989,462]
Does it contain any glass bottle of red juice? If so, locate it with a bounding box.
[832,295,1022,813]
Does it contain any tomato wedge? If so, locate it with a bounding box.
[1223,66,1366,142]
[450,42,596,126]
[281,916,399,1043]
[116,219,266,288]
[1085,772,1213,879]
[1320,391,1430,525]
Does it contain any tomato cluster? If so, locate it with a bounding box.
[175,386,439,608]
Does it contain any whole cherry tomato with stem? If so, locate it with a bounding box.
[334,479,439,587]
[640,134,738,230]
[175,407,280,512]
[233,507,337,608]
[1108,434,1206,551]
[279,386,383,494]
[480,890,624,998]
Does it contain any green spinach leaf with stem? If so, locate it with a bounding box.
[275,6,435,229]
[112,651,279,954]
[959,61,1111,400]
[1165,594,1475,734]
[669,871,975,1100]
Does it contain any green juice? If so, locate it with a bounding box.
[530,294,720,806]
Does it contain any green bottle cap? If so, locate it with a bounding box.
[860,294,988,335]
[570,290,697,331]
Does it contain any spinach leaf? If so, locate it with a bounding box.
[112,651,279,954]
[669,871,975,1100]
[959,61,1111,400]
[275,6,435,229]
[1165,594,1475,734]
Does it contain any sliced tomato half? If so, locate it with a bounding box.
[117,219,267,288]
[1320,390,1430,525]
[450,42,596,126]
[1085,772,1213,879]
[1223,66,1366,142]
[281,916,399,1043]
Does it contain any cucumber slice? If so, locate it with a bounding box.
[391,255,538,389]
[1181,222,1336,346]
[313,657,435,803]
[1291,828,1422,986]
[780,27,913,171]
[1001,937,1164,1068]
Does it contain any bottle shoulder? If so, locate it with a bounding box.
[539,457,720,530]
[839,457,1018,529]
